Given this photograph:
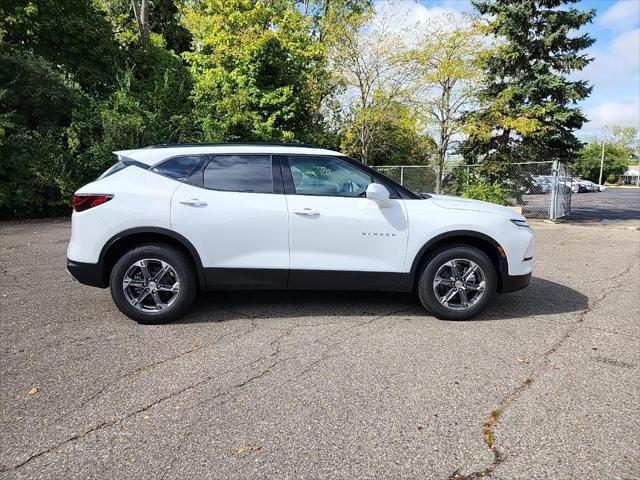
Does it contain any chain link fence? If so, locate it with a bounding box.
[374,165,438,196]
[373,161,572,220]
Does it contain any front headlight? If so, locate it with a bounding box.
[510,219,530,228]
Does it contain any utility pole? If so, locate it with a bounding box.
[598,125,607,185]
[636,130,640,187]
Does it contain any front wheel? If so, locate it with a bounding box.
[417,246,497,321]
[110,244,197,324]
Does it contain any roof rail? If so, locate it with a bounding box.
[143,142,321,149]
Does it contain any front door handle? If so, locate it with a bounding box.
[179,198,208,207]
[293,208,320,216]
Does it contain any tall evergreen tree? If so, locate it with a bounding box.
[459,0,595,163]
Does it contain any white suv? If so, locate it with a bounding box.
[67,144,533,324]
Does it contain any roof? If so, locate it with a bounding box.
[114,143,345,166]
[143,142,320,149]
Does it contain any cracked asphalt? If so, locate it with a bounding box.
[1,190,639,480]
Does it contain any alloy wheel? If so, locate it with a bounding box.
[432,258,486,311]
[122,259,180,312]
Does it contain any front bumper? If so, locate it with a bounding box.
[67,258,108,288]
[499,271,532,293]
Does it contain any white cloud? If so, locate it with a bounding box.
[578,9,640,137]
[581,100,640,138]
[373,0,469,34]
[599,0,640,31]
[440,0,474,14]
[579,27,640,93]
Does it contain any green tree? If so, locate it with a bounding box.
[1,0,121,95]
[573,127,638,183]
[96,0,192,53]
[608,126,640,155]
[414,19,485,192]
[0,0,196,219]
[181,0,328,142]
[331,7,419,164]
[340,96,434,166]
[460,0,595,163]
[67,34,196,178]
[0,52,88,218]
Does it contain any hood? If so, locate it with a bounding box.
[429,194,522,219]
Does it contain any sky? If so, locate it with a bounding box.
[381,0,640,141]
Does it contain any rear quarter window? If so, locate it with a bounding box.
[151,155,206,185]
[98,158,148,179]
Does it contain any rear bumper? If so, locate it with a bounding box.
[499,271,531,293]
[67,258,107,288]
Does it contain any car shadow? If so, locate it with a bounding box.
[177,277,587,324]
[477,276,588,320]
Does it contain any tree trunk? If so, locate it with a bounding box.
[435,81,451,194]
[499,128,511,160]
[132,0,150,49]
[361,135,368,165]
[435,147,445,194]
[318,0,330,42]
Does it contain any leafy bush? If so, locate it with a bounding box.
[0,52,88,219]
[461,178,510,205]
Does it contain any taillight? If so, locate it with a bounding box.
[71,194,113,212]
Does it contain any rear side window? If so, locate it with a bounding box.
[152,155,204,183]
[203,155,273,193]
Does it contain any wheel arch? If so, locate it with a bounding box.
[100,227,205,288]
[406,230,508,292]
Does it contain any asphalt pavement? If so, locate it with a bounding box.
[568,187,640,222]
[1,192,639,480]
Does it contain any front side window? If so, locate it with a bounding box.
[287,156,373,197]
[203,155,273,193]
[152,155,204,183]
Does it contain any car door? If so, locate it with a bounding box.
[282,155,409,290]
[169,153,289,288]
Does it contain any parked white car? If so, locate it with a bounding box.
[579,180,597,192]
[531,175,551,194]
[570,181,581,193]
[67,144,534,324]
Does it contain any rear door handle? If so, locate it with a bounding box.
[293,208,320,216]
[178,198,208,207]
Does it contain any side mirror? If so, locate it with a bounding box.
[366,183,390,202]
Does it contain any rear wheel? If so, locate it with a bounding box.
[417,245,497,321]
[110,244,197,324]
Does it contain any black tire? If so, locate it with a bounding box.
[110,243,197,324]
[417,245,497,321]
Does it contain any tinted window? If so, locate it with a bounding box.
[203,155,273,193]
[98,158,147,179]
[287,156,373,197]
[152,155,204,182]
